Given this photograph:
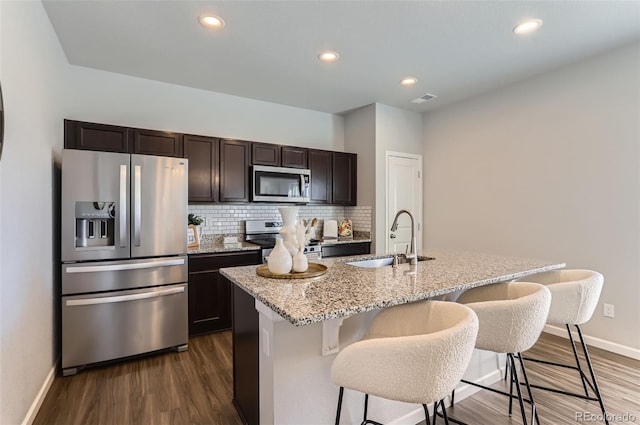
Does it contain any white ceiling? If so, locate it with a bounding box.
[42,1,640,114]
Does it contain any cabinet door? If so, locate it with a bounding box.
[332,152,357,205]
[308,149,332,204]
[184,135,218,202]
[252,142,280,166]
[219,139,250,202]
[133,129,183,157]
[281,146,308,168]
[188,270,230,335]
[64,119,132,153]
[188,251,261,335]
[322,242,371,258]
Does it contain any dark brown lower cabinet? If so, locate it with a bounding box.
[321,241,371,258]
[188,251,260,336]
[231,283,260,425]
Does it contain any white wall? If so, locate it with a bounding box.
[0,2,344,424]
[375,104,423,254]
[343,105,375,207]
[422,41,640,352]
[0,2,69,424]
[343,105,376,247]
[342,104,423,253]
[65,66,344,151]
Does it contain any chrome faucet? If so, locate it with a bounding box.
[390,209,418,265]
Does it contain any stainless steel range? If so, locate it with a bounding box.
[245,220,322,263]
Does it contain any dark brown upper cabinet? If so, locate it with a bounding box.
[251,142,281,166]
[64,120,183,158]
[331,152,357,206]
[308,149,332,204]
[64,120,357,206]
[64,120,132,153]
[219,139,250,203]
[184,135,218,202]
[252,143,308,168]
[133,128,183,157]
[281,146,308,169]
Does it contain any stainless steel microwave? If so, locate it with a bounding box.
[252,165,311,203]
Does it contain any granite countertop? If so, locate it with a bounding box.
[189,234,371,254]
[220,249,565,327]
[188,240,260,255]
[320,236,372,245]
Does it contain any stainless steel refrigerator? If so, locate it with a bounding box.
[61,149,188,376]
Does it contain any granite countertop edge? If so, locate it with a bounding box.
[220,249,566,327]
[188,241,261,255]
[320,236,372,245]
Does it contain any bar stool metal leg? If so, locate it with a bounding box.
[521,325,609,425]
[576,325,609,425]
[516,352,540,425]
[335,387,344,425]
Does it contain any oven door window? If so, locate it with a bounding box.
[255,171,301,198]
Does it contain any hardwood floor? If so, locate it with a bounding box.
[34,332,639,425]
[422,333,640,425]
[33,332,243,425]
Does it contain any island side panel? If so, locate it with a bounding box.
[232,283,260,425]
[265,309,427,424]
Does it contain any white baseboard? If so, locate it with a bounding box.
[387,369,504,425]
[543,325,640,360]
[21,362,56,425]
[448,368,504,405]
[387,405,426,425]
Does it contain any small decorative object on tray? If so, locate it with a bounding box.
[337,219,353,239]
[256,263,328,279]
[267,238,293,274]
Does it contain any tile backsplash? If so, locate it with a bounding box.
[188,204,372,238]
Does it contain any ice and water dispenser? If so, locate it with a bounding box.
[75,201,116,248]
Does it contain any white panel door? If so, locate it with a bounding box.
[386,152,422,254]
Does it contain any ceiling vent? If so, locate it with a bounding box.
[410,93,438,104]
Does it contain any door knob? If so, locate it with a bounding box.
[390,234,397,239]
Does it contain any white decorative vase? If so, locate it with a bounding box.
[292,251,309,273]
[268,239,292,275]
[278,206,299,255]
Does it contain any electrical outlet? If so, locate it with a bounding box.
[603,303,614,318]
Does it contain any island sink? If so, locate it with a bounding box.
[346,255,434,268]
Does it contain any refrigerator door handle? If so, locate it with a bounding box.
[119,164,128,247]
[65,258,185,274]
[133,165,142,247]
[66,286,185,307]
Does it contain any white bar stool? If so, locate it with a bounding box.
[330,300,479,425]
[514,269,608,424]
[449,281,551,425]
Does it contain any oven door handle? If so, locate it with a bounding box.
[66,286,185,307]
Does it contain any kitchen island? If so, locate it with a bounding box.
[221,249,565,425]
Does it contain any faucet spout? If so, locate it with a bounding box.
[390,209,418,265]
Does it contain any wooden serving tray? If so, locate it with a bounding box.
[256,263,328,279]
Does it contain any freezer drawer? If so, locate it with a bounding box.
[62,283,188,374]
[62,255,187,295]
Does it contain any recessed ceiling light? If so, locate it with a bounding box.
[513,19,542,35]
[400,77,418,86]
[318,50,339,63]
[199,14,225,29]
